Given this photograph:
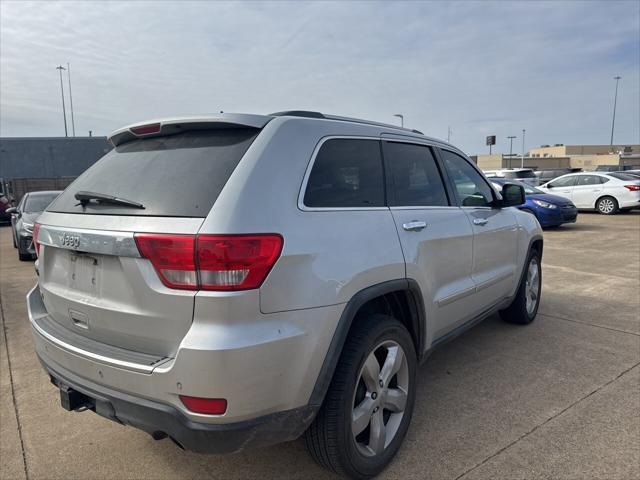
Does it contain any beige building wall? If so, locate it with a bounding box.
[529,144,640,158]
[569,154,621,170]
[474,155,570,171]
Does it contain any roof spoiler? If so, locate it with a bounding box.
[108,114,272,147]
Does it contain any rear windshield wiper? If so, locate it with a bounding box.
[74,191,145,209]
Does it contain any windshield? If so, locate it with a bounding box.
[49,128,260,217]
[24,193,59,213]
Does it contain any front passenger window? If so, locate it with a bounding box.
[440,150,494,207]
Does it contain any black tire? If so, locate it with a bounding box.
[596,196,618,215]
[500,249,541,324]
[304,314,417,479]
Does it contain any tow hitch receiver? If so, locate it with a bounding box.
[59,384,95,412]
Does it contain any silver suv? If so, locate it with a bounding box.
[28,111,543,479]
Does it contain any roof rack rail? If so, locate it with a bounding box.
[269,110,325,119]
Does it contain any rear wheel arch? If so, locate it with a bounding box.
[308,279,425,408]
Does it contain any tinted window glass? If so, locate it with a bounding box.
[49,129,259,217]
[440,150,494,207]
[575,175,601,186]
[304,139,384,208]
[25,193,59,213]
[548,175,577,188]
[504,170,535,179]
[383,142,448,206]
[608,173,637,181]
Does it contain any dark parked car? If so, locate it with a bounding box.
[534,168,582,184]
[491,178,578,227]
[8,190,62,260]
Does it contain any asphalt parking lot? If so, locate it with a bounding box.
[1,212,639,480]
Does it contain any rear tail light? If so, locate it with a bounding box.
[33,223,41,256]
[179,395,227,415]
[134,234,197,289]
[134,233,282,291]
[623,185,640,191]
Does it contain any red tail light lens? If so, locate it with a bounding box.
[134,234,197,290]
[179,395,227,415]
[33,223,41,256]
[197,235,283,291]
[623,185,640,191]
[134,233,282,291]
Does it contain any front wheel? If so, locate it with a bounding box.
[596,196,618,215]
[500,250,541,324]
[304,315,417,479]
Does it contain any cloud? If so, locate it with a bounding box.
[1,0,638,154]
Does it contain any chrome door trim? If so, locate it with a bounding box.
[37,224,141,257]
[436,285,476,307]
[475,270,515,292]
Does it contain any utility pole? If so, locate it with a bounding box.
[67,62,76,137]
[507,136,516,169]
[610,76,621,148]
[521,129,526,169]
[447,126,452,142]
[56,65,68,137]
[393,114,404,128]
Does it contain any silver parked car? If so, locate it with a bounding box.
[7,190,61,260]
[28,112,543,479]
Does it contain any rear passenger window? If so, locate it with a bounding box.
[303,139,385,208]
[383,142,449,206]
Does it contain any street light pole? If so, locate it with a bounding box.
[447,126,452,142]
[610,76,621,147]
[56,65,68,137]
[67,62,76,137]
[507,136,516,169]
[393,114,404,128]
[521,129,526,169]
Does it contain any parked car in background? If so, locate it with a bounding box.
[26,112,543,479]
[0,191,12,223]
[483,168,540,186]
[615,170,640,179]
[490,178,577,227]
[7,190,61,260]
[596,165,640,172]
[539,172,640,214]
[534,168,582,185]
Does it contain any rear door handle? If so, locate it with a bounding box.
[403,221,427,232]
[473,218,488,226]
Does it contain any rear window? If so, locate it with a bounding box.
[49,129,259,217]
[303,139,385,208]
[608,173,638,181]
[504,170,535,179]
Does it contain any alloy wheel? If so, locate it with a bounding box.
[351,340,409,457]
[525,257,540,316]
[598,198,615,214]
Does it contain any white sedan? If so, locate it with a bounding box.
[539,172,640,214]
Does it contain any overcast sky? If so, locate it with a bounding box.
[1,0,638,154]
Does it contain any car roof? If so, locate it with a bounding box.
[108,111,449,149]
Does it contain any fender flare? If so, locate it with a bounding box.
[307,278,426,407]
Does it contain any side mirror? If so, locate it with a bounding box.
[501,183,525,207]
[5,207,17,214]
[545,183,553,188]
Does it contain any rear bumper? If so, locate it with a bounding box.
[41,356,316,453]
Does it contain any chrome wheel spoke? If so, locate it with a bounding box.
[352,398,375,436]
[367,409,386,455]
[384,387,407,413]
[361,354,380,391]
[380,346,404,387]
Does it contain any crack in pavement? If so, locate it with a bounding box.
[540,312,640,337]
[0,287,30,480]
[454,361,640,480]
